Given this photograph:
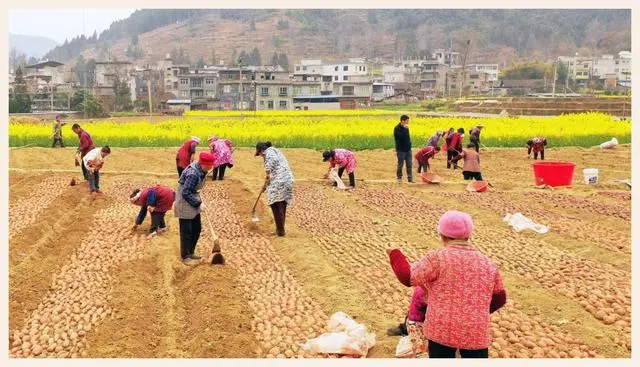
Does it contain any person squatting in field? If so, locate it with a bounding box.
[208,136,234,181]
[176,136,200,177]
[82,146,111,194]
[387,210,507,358]
[322,148,357,188]
[415,145,439,174]
[255,141,294,237]
[450,143,483,181]
[130,185,176,238]
[72,123,95,181]
[446,128,465,169]
[387,286,429,357]
[174,152,215,265]
[527,137,547,160]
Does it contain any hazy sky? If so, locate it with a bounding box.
[9,9,137,44]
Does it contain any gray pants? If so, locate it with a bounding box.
[396,151,413,181]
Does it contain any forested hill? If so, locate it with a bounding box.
[43,9,631,68]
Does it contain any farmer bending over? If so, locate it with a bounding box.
[386,210,506,358]
[469,124,483,152]
[208,136,234,181]
[72,123,95,181]
[255,141,294,237]
[130,185,176,238]
[82,146,111,194]
[415,145,439,174]
[322,149,357,188]
[176,136,200,177]
[527,137,547,160]
[450,143,483,181]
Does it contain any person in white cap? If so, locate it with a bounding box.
[176,136,200,177]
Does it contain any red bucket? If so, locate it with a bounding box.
[532,161,576,187]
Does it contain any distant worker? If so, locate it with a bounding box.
[322,149,357,188]
[527,137,547,160]
[72,123,95,181]
[450,143,483,181]
[176,136,200,177]
[130,185,176,238]
[441,128,454,154]
[415,145,439,174]
[446,128,465,169]
[82,146,111,194]
[51,115,66,148]
[469,125,483,152]
[394,114,413,183]
[208,136,234,181]
[427,131,444,149]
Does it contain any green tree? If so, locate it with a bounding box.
[250,47,262,66]
[9,67,31,113]
[277,53,289,70]
[113,75,133,112]
[271,52,279,66]
[196,57,205,68]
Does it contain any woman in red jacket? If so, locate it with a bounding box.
[387,210,506,358]
[130,185,176,238]
[176,136,201,177]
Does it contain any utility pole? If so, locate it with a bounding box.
[67,89,71,111]
[253,80,257,117]
[50,83,54,111]
[459,40,471,99]
[238,58,243,118]
[147,70,153,119]
[552,60,557,97]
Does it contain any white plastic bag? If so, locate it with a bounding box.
[301,312,376,357]
[395,336,414,358]
[600,137,618,149]
[503,212,549,234]
[329,168,347,190]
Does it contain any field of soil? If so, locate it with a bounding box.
[8,145,631,358]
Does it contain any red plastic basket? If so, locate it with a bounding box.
[466,181,488,192]
[532,161,575,187]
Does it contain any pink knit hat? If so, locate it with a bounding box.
[437,210,474,239]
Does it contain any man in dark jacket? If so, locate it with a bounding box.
[394,114,413,183]
[174,152,215,265]
[72,123,95,181]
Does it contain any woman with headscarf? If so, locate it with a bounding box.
[322,149,357,188]
[208,135,234,181]
[427,131,444,149]
[386,210,507,358]
[255,141,294,237]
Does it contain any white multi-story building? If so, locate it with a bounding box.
[382,65,406,83]
[617,51,631,84]
[592,54,617,78]
[322,58,369,82]
[467,64,499,83]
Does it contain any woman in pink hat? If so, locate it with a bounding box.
[386,210,506,358]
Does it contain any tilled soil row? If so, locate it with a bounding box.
[592,191,631,202]
[199,186,329,358]
[290,184,600,358]
[514,191,630,222]
[9,181,146,358]
[350,187,630,335]
[9,176,70,239]
[439,191,630,253]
